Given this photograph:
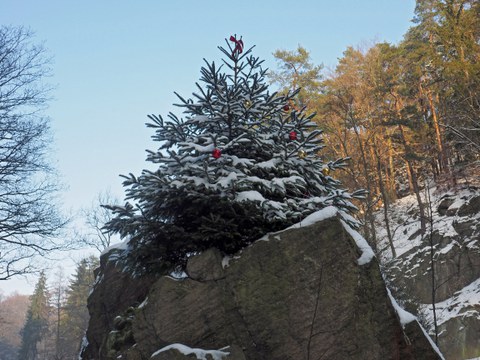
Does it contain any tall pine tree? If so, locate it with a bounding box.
[18,271,49,360]
[105,36,364,273]
[62,256,98,359]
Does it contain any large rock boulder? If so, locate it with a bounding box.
[80,248,158,360]
[81,215,441,360]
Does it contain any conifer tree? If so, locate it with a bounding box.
[105,36,364,273]
[269,46,323,109]
[62,256,98,359]
[18,271,50,360]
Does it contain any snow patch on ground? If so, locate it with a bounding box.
[376,185,479,261]
[420,278,480,327]
[376,183,479,358]
[151,343,230,359]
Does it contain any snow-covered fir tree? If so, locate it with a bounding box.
[105,36,365,273]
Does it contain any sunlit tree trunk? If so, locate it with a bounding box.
[373,138,396,257]
[394,96,427,234]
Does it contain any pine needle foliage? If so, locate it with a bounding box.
[105,37,363,274]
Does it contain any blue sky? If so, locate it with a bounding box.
[0,0,416,294]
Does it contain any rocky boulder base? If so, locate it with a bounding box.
[81,216,442,360]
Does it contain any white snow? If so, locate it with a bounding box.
[138,297,148,309]
[151,343,230,360]
[437,241,458,255]
[420,278,480,327]
[230,155,253,167]
[447,198,464,212]
[386,288,446,359]
[236,190,265,202]
[375,183,480,359]
[188,176,208,187]
[341,219,375,265]
[272,175,306,189]
[434,218,459,238]
[181,141,214,153]
[167,270,188,280]
[418,322,447,360]
[387,287,416,326]
[216,172,238,187]
[287,206,338,229]
[256,158,279,169]
[221,256,231,269]
[287,206,375,265]
[100,239,129,256]
[467,239,479,249]
[77,335,89,360]
[375,185,479,261]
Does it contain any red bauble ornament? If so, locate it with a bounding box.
[212,148,222,159]
[283,104,290,111]
[289,131,297,141]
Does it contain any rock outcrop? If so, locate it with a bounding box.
[378,185,480,360]
[82,250,158,359]
[81,214,441,360]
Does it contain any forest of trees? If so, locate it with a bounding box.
[269,0,480,255]
[0,0,478,358]
[0,257,98,360]
[0,292,29,360]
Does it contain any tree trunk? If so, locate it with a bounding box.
[425,184,439,344]
[387,137,397,200]
[350,114,377,249]
[398,124,427,235]
[405,159,414,194]
[426,89,447,172]
[393,95,427,235]
[373,139,396,257]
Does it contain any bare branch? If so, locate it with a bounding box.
[0,26,66,280]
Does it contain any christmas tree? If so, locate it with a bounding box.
[105,36,365,273]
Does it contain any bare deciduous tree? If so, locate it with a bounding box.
[80,190,119,252]
[0,25,66,280]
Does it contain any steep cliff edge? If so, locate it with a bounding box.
[81,211,441,360]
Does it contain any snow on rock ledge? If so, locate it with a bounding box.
[151,343,230,360]
[288,206,375,266]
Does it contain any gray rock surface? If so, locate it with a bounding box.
[82,217,441,360]
[379,185,480,360]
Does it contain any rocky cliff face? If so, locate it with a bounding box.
[81,212,441,360]
[377,184,480,360]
